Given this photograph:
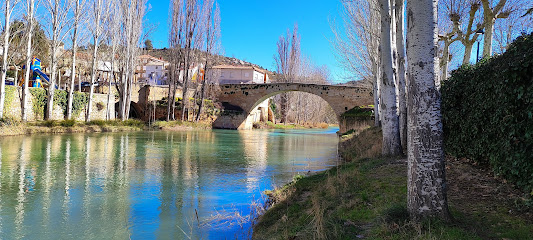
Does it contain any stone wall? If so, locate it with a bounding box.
[2,86,113,121]
[91,84,180,103]
[338,116,373,135]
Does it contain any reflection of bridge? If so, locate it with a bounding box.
[213,83,374,130]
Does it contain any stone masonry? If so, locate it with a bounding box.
[212,83,373,130]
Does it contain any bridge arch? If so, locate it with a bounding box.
[212,83,373,131]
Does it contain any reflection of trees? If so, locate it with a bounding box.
[268,130,339,175]
[0,130,339,238]
[15,137,31,239]
[239,130,269,193]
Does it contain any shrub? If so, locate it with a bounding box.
[120,119,145,128]
[29,88,47,118]
[42,120,59,127]
[87,120,106,126]
[442,32,533,192]
[60,119,76,127]
[0,116,21,127]
[341,106,373,118]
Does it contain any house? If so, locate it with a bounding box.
[136,55,170,85]
[212,65,270,84]
[211,65,272,126]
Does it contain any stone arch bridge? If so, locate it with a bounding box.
[212,83,373,131]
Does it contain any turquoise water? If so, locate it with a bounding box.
[0,128,340,239]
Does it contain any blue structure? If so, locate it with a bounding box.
[20,57,56,89]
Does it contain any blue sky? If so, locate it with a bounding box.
[144,0,348,83]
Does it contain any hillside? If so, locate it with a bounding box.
[144,48,372,88]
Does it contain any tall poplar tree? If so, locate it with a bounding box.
[406,0,451,221]
[379,0,402,156]
[0,0,20,119]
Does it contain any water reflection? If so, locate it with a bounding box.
[0,128,339,239]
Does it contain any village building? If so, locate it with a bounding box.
[136,55,170,85]
[211,65,272,125]
[212,65,270,84]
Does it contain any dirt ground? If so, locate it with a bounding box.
[445,156,532,237]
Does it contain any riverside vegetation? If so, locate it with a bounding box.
[253,34,533,239]
[253,127,533,239]
[0,118,145,136]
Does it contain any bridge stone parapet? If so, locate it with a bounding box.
[212,83,373,130]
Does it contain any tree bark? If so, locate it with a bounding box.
[379,0,402,156]
[372,65,381,127]
[86,0,103,122]
[440,40,451,81]
[21,0,35,122]
[481,0,507,58]
[462,41,474,65]
[395,0,407,151]
[0,0,14,119]
[86,41,99,122]
[67,0,81,120]
[406,0,451,221]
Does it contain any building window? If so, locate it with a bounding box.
[244,72,249,78]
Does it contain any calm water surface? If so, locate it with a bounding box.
[0,128,340,239]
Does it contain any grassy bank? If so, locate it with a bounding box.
[253,127,533,239]
[253,121,331,130]
[0,118,145,137]
[150,120,212,131]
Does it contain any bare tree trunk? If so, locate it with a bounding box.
[379,0,401,156]
[107,2,119,121]
[1,3,10,117]
[462,41,474,65]
[21,0,35,122]
[440,40,451,81]
[45,0,73,120]
[86,0,103,122]
[67,0,82,120]
[0,0,17,119]
[78,69,82,93]
[373,64,381,127]
[86,43,99,122]
[166,65,174,121]
[106,69,114,120]
[481,0,508,58]
[406,0,451,221]
[196,1,219,122]
[395,0,407,151]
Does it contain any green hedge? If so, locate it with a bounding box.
[29,89,89,119]
[442,33,533,193]
[3,85,16,114]
[53,90,88,117]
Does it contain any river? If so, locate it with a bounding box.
[0,127,340,239]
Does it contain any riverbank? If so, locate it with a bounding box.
[0,119,145,137]
[253,121,330,130]
[253,127,533,239]
[149,120,212,131]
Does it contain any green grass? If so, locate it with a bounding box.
[0,119,146,137]
[253,128,533,240]
[253,121,331,129]
[151,120,211,130]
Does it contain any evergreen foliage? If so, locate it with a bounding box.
[3,86,16,114]
[442,33,533,193]
[29,88,47,118]
[53,90,89,117]
[29,89,89,119]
